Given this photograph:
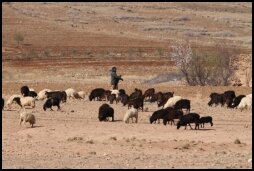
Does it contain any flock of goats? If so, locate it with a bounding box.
[2,85,252,130]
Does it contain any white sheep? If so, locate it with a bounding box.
[237,96,252,112]
[36,89,52,100]
[246,94,252,98]
[7,94,22,109]
[20,110,36,128]
[77,91,86,99]
[111,89,120,98]
[123,107,138,123]
[163,96,182,109]
[65,88,77,100]
[13,96,36,109]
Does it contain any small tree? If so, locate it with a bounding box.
[170,40,193,85]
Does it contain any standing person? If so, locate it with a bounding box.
[110,66,123,90]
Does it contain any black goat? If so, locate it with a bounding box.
[21,86,30,97]
[198,116,213,128]
[174,99,191,112]
[177,113,200,130]
[163,109,183,126]
[98,103,114,122]
[89,88,105,101]
[43,97,61,111]
[45,91,67,103]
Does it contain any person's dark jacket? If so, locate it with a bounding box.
[111,71,123,85]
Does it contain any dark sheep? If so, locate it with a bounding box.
[45,91,67,103]
[2,98,4,110]
[104,90,111,101]
[230,95,246,108]
[127,97,144,111]
[119,89,126,96]
[208,92,224,107]
[28,91,38,98]
[143,88,155,101]
[129,88,142,100]
[108,94,116,104]
[150,107,173,124]
[163,109,183,126]
[198,116,213,128]
[177,113,200,130]
[21,86,30,97]
[89,88,106,101]
[98,103,114,122]
[150,92,163,103]
[120,94,129,106]
[43,97,61,111]
[223,90,236,108]
[174,99,191,112]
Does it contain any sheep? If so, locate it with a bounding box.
[163,96,182,109]
[127,97,144,111]
[28,91,38,98]
[230,95,246,108]
[77,91,86,99]
[157,92,174,108]
[45,91,67,103]
[150,92,163,103]
[120,94,129,106]
[223,90,236,108]
[246,94,252,98]
[123,107,138,123]
[29,88,35,91]
[12,96,36,109]
[150,107,173,124]
[89,88,106,101]
[129,88,142,100]
[107,94,116,104]
[6,94,23,109]
[21,86,30,97]
[237,96,252,111]
[2,98,4,110]
[173,99,191,113]
[43,97,61,111]
[98,103,114,121]
[36,89,52,100]
[111,89,120,98]
[208,92,224,107]
[65,88,77,100]
[198,116,213,128]
[20,111,36,128]
[176,113,200,130]
[163,109,183,126]
[143,88,155,101]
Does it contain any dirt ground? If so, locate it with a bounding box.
[2,79,252,169]
[2,2,252,169]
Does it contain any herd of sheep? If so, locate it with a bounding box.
[2,86,252,129]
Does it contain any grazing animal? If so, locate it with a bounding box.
[230,95,246,108]
[127,97,144,111]
[143,88,155,101]
[43,98,61,111]
[163,96,182,109]
[89,88,106,101]
[77,91,86,99]
[208,93,224,107]
[111,89,120,98]
[6,94,22,109]
[119,89,126,95]
[65,88,77,100]
[28,91,38,98]
[123,107,138,123]
[163,109,183,126]
[150,107,173,124]
[20,111,36,128]
[45,91,67,103]
[12,96,35,109]
[20,86,30,97]
[98,104,114,121]
[198,116,213,128]
[108,94,117,104]
[174,99,191,112]
[223,90,236,108]
[36,89,52,100]
[177,113,200,130]
[237,96,252,111]
[2,98,4,110]
[129,88,142,100]
[120,94,129,106]
[150,92,163,103]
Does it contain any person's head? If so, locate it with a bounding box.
[111,67,116,72]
